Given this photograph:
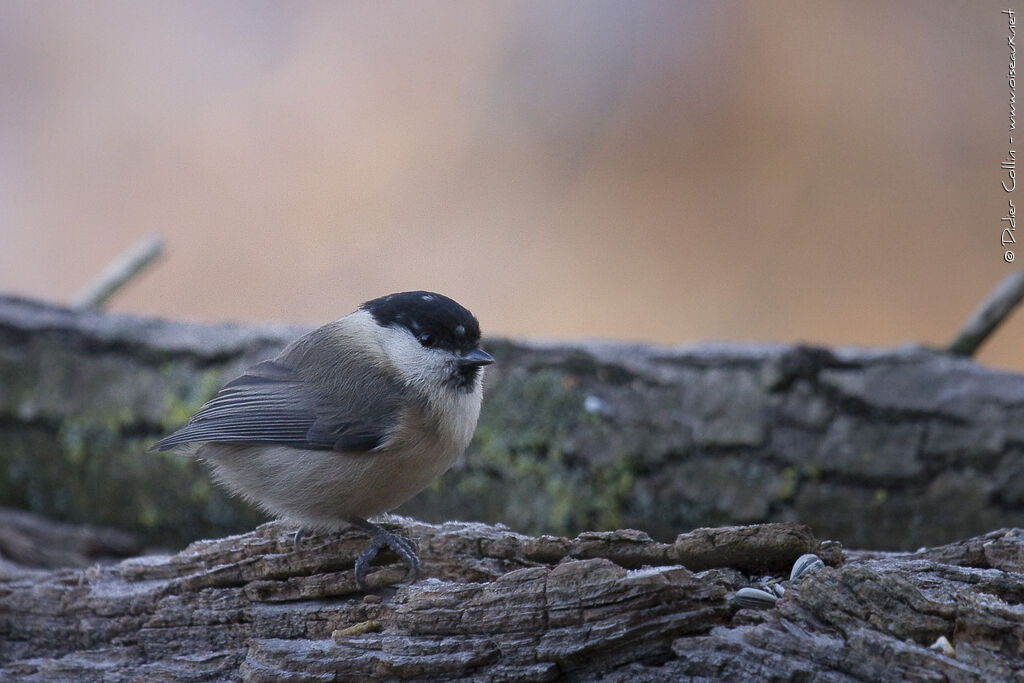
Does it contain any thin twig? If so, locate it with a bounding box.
[947,270,1024,356]
[71,234,165,309]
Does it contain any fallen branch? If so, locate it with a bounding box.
[0,507,139,569]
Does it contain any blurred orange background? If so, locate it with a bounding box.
[2,1,1021,372]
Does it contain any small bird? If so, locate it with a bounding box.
[152,291,493,587]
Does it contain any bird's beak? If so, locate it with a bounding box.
[457,348,495,368]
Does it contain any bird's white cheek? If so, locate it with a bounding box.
[438,380,484,449]
[374,326,449,388]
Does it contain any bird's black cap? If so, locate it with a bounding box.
[360,291,482,352]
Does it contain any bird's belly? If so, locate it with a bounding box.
[199,440,461,529]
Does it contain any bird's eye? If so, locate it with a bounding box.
[418,332,436,348]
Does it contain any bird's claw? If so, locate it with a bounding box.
[292,525,307,553]
[348,517,420,590]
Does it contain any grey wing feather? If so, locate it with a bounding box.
[152,358,401,453]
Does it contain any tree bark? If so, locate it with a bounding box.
[2,295,1024,551]
[1,515,1021,681]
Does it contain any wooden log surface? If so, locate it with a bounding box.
[1,515,1021,681]
[3,295,1024,679]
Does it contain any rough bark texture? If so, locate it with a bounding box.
[1,516,1022,682]
[2,295,1024,551]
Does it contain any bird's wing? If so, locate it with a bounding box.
[151,356,404,453]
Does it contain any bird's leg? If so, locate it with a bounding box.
[292,525,308,553]
[347,517,420,589]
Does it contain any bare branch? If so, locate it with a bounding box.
[70,234,164,309]
[947,270,1024,356]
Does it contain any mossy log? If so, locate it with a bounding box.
[1,515,1022,681]
[2,295,1024,551]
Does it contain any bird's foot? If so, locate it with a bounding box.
[347,517,419,589]
[292,525,308,553]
